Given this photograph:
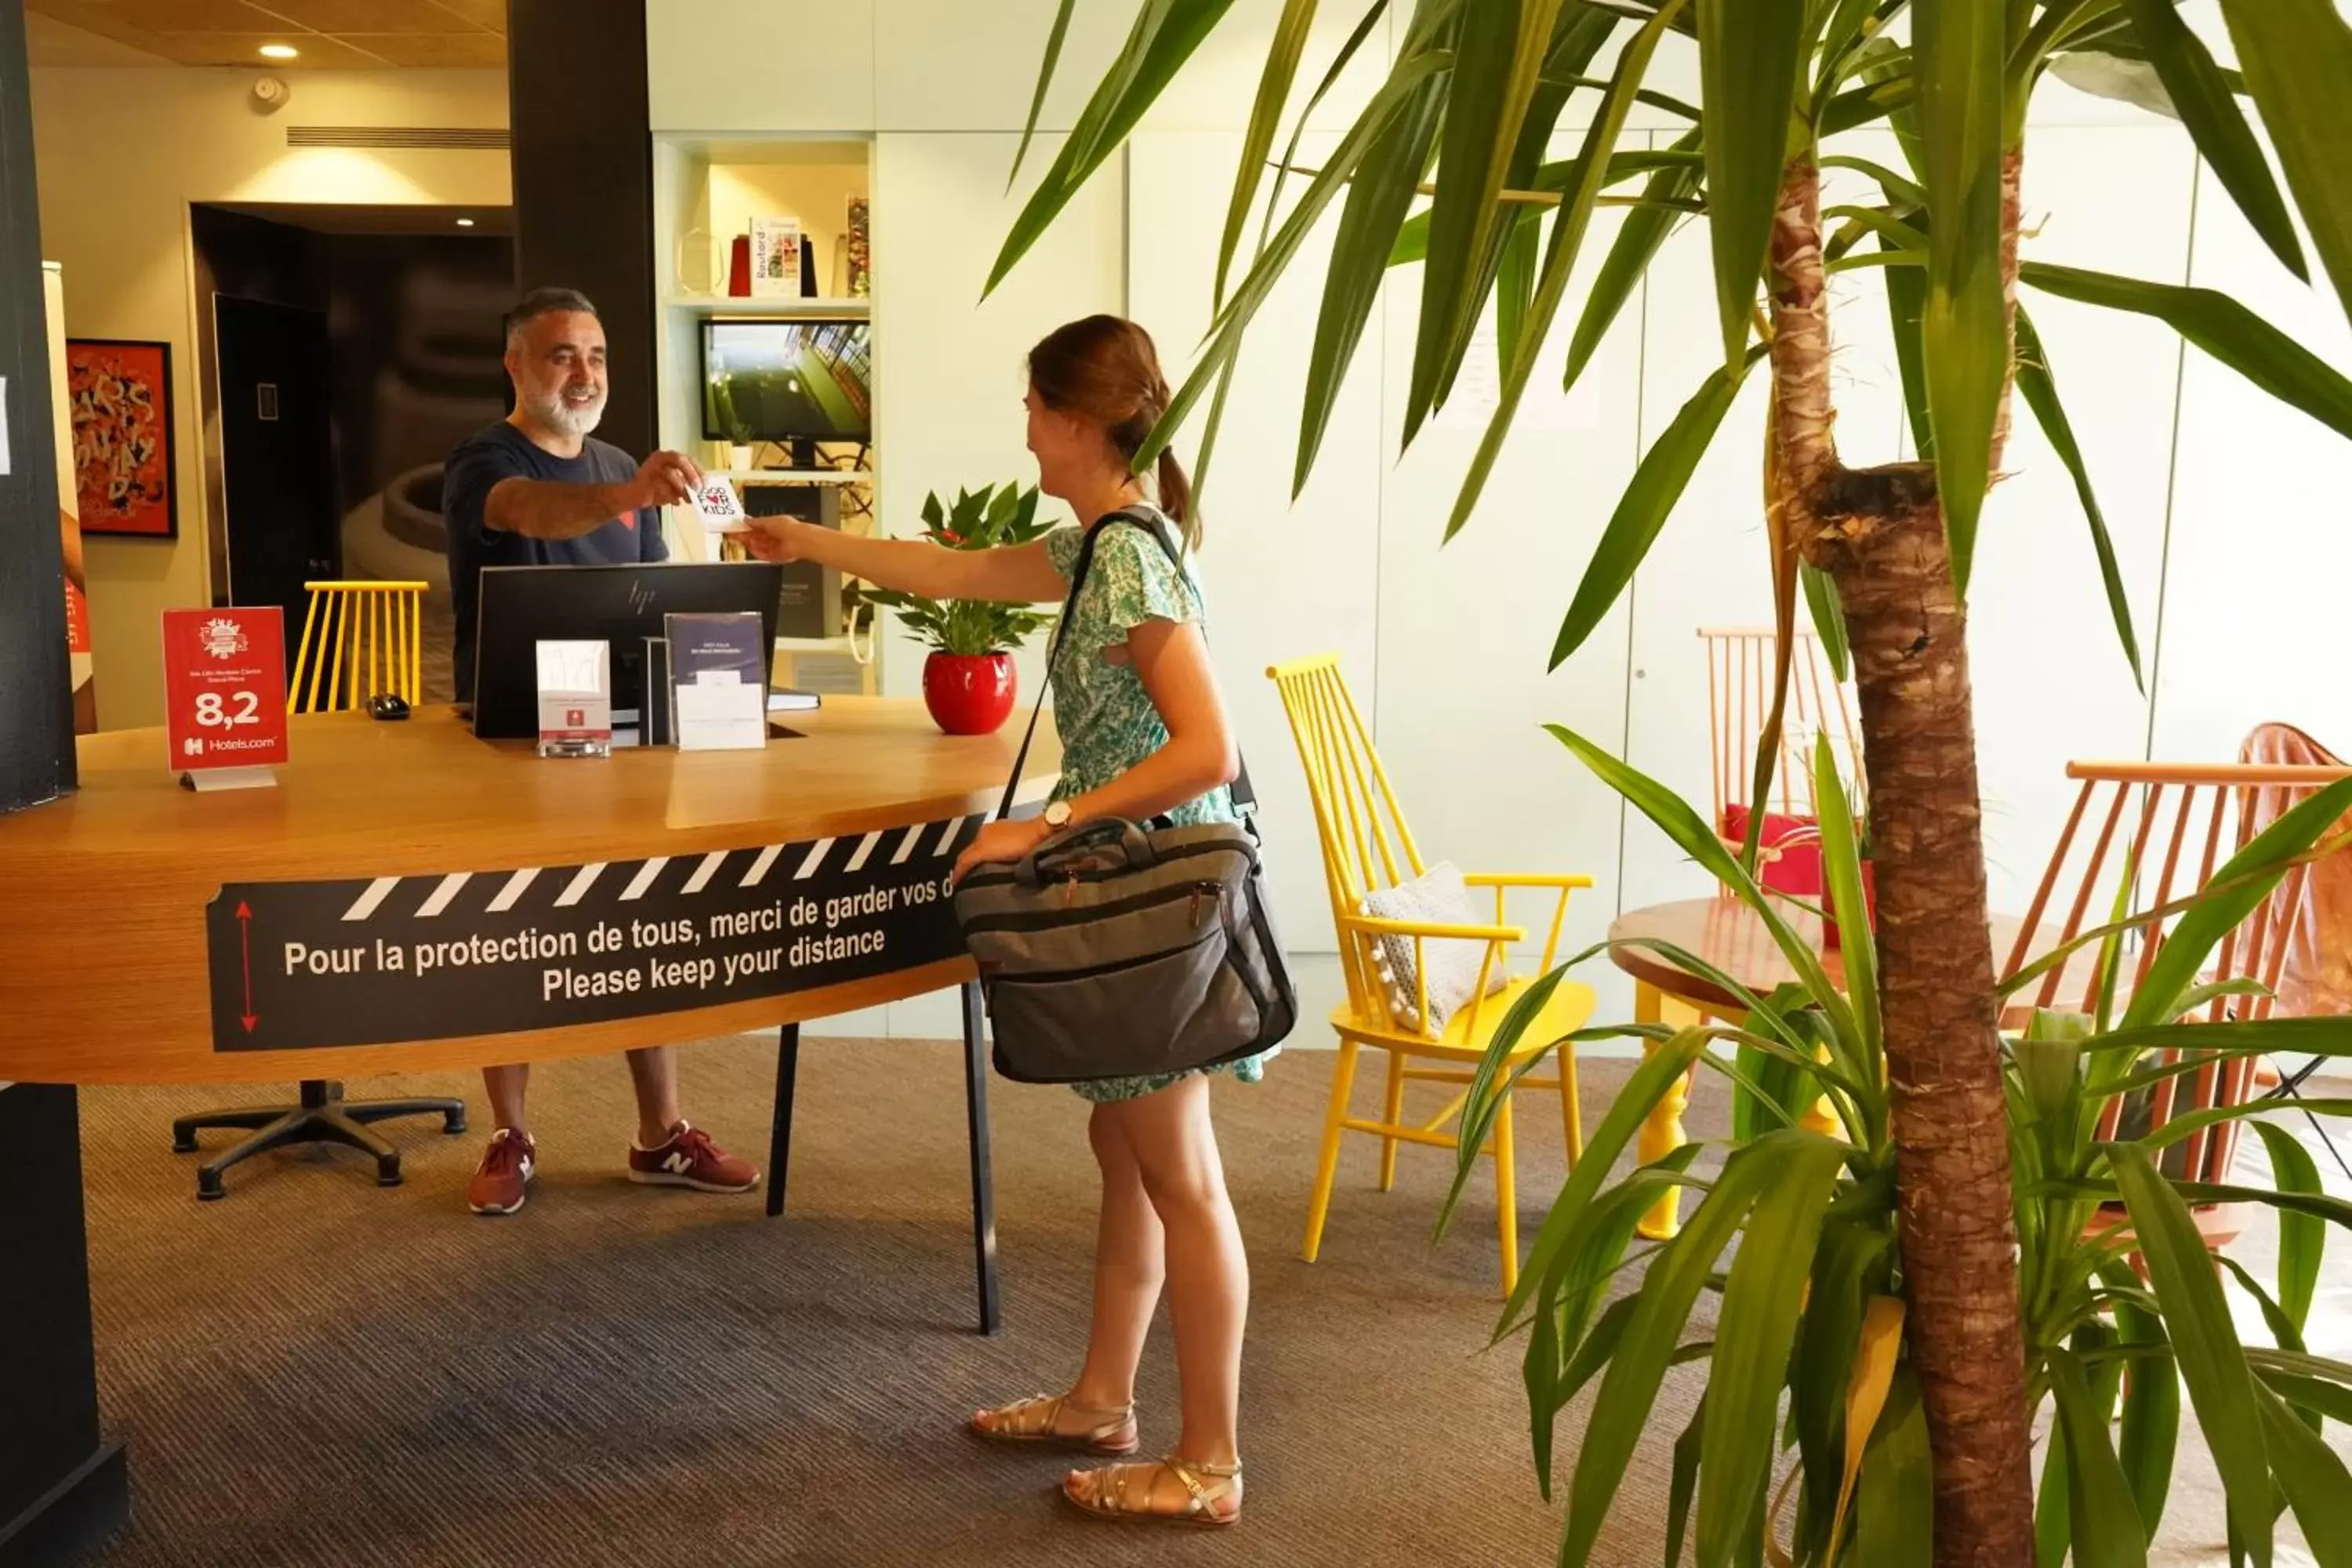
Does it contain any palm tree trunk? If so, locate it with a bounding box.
[1815,468,2035,1568]
[1770,156,2036,1566]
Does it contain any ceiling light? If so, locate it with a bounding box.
[455,217,476,227]
[258,42,299,59]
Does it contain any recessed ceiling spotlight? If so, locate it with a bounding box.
[455,217,476,227]
[258,42,299,60]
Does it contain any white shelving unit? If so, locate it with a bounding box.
[665,294,871,317]
[652,132,880,696]
[713,468,872,485]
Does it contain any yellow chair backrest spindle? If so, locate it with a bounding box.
[1269,654,1432,1030]
[288,581,426,715]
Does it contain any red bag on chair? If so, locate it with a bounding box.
[1720,804,1876,946]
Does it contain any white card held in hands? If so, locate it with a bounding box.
[693,475,747,532]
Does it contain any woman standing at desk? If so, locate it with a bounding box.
[743,315,1260,1529]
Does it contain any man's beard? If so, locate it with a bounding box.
[526,384,604,437]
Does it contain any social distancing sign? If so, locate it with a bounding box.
[206,815,982,1051]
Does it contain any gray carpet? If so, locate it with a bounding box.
[77,1039,1674,1566]
[69,1037,2328,1566]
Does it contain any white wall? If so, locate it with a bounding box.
[28,67,511,729]
[644,8,2350,1042]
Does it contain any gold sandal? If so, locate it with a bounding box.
[968,1392,1138,1456]
[1062,1454,1243,1528]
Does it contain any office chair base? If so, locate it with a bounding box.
[173,1080,465,1200]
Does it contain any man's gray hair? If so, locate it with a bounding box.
[504,286,599,350]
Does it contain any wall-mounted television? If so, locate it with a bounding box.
[700,318,873,445]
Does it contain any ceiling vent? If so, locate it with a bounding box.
[286,126,510,151]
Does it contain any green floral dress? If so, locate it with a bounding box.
[1042,514,1277,1104]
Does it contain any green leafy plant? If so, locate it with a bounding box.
[1438,736,2352,1567]
[861,482,1058,656]
[993,3,2352,1554]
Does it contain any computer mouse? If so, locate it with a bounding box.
[366,692,411,721]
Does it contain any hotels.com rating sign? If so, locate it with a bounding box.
[162,606,288,775]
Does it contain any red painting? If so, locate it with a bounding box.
[67,338,176,539]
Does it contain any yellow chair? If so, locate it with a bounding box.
[173,577,461,1197]
[1269,654,1597,1295]
[289,580,426,713]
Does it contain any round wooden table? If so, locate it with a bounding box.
[1,699,1059,1330]
[1605,896,2039,1237]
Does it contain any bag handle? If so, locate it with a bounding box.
[992,504,1257,822]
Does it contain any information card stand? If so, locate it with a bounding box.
[161,607,287,791]
[535,640,612,759]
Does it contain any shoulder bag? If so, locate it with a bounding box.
[952,506,1298,1084]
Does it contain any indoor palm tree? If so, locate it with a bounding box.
[985,2,2352,1562]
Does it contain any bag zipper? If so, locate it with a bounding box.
[961,878,1225,938]
[987,919,1223,989]
[958,837,1255,893]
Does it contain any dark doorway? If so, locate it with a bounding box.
[216,296,337,677]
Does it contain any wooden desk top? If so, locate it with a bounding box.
[0,702,1059,1085]
[1607,897,2063,1027]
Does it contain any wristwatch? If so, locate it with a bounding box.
[1042,800,1073,833]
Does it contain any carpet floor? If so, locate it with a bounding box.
[68,1036,2337,1566]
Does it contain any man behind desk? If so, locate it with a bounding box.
[441,285,759,1216]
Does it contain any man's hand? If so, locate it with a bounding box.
[632,449,702,510]
[739,516,810,564]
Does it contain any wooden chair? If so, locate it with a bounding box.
[2002,759,2352,1248]
[1269,653,1597,1295]
[1700,626,1862,873]
[289,579,426,713]
[172,577,461,1197]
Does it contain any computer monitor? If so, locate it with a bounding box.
[700,318,873,444]
[469,561,785,740]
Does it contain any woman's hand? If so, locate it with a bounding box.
[738,517,810,564]
[953,817,1049,886]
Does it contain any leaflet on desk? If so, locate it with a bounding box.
[201,814,993,1052]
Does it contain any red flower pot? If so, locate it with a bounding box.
[923,652,1017,735]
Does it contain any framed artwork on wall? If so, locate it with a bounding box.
[66,337,176,539]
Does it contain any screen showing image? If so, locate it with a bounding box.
[701,319,873,444]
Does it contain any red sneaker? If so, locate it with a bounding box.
[627,1122,760,1194]
[468,1127,535,1216]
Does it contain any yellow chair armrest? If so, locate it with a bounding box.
[1461,872,1596,890]
[1345,914,1526,944]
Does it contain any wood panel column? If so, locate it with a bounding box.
[0,10,128,1563]
[506,0,657,457]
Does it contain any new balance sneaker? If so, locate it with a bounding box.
[468,1128,535,1216]
[627,1121,760,1194]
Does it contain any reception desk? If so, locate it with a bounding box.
[0,701,1057,1085]
[0,701,1057,1563]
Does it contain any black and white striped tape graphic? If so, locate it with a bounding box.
[208,812,982,1053]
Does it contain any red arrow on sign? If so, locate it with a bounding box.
[236,900,257,1033]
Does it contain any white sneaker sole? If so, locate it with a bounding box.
[470,1163,533,1216]
[626,1168,760,1195]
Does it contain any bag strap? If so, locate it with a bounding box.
[992,504,1258,822]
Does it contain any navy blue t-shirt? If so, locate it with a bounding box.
[443,421,669,701]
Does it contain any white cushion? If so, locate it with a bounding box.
[1360,862,1505,1034]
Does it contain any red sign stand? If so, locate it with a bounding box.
[161,607,288,790]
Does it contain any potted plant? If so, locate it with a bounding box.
[862,481,1057,736]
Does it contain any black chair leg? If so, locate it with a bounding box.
[962,982,1001,1336]
[767,1024,799,1219]
[176,1079,465,1200]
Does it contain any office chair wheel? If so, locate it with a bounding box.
[376,1157,403,1189]
[441,1109,468,1135]
[172,1128,199,1154]
[197,1169,226,1201]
